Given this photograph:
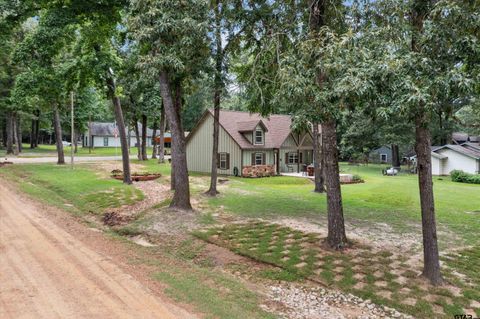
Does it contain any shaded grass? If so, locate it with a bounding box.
[207,163,480,245]
[0,163,143,215]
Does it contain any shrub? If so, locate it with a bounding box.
[352,174,363,182]
[451,170,480,184]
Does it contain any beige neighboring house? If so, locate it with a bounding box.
[431,144,480,175]
[186,109,316,176]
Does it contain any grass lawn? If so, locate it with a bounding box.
[208,163,480,246]
[0,143,166,157]
[0,163,143,216]
[196,222,480,319]
[0,161,274,319]
[2,160,479,318]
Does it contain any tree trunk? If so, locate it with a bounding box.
[53,105,65,164]
[206,0,223,196]
[313,122,325,193]
[6,112,13,155]
[34,110,40,147]
[391,144,400,167]
[12,113,19,156]
[323,120,348,249]
[74,129,78,153]
[133,116,142,160]
[2,117,7,148]
[16,115,22,153]
[158,71,192,210]
[206,90,221,196]
[141,114,148,160]
[415,114,443,285]
[106,75,132,184]
[151,120,158,159]
[30,116,35,149]
[310,0,346,248]
[158,107,166,163]
[411,0,442,286]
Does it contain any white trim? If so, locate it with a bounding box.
[255,152,263,165]
[254,128,264,145]
[219,152,228,170]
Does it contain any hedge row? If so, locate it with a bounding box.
[450,170,480,184]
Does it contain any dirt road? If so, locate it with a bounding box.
[0,182,194,319]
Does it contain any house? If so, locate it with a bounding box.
[430,144,480,175]
[185,109,316,176]
[83,122,155,148]
[369,146,392,163]
[452,132,480,145]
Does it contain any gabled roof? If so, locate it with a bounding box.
[434,144,480,160]
[217,110,293,149]
[187,109,296,149]
[452,132,469,144]
[237,120,268,132]
[89,122,154,137]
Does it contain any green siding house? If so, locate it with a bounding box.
[186,109,315,176]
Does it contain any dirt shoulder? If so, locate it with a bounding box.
[0,181,196,319]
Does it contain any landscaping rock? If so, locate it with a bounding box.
[264,284,414,319]
[242,165,275,177]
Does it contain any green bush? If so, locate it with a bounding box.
[451,170,480,184]
[352,174,363,182]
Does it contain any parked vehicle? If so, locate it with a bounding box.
[382,167,399,176]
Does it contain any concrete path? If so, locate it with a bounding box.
[1,155,170,164]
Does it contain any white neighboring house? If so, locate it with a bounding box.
[83,122,154,148]
[430,144,480,175]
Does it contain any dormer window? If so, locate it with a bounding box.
[254,128,263,145]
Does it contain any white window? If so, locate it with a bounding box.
[254,129,263,145]
[255,153,264,165]
[219,153,229,170]
[288,152,299,164]
[380,154,387,162]
[103,137,109,147]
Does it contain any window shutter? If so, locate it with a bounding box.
[262,153,266,165]
[226,153,230,169]
[299,152,303,163]
[251,153,255,165]
[217,153,220,168]
[286,152,289,164]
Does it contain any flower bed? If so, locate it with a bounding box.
[242,165,275,177]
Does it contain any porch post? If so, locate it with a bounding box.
[297,149,300,173]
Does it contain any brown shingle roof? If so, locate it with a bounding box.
[237,120,268,132]
[209,109,293,149]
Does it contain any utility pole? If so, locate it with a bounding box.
[71,91,74,169]
[88,115,92,154]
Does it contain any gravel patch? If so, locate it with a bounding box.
[263,285,413,319]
